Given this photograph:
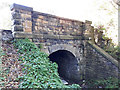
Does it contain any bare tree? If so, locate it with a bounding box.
[113,0,120,6]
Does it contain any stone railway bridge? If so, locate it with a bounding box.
[1,4,119,84]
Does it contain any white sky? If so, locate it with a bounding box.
[0,0,115,22]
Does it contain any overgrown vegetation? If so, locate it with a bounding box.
[13,38,80,88]
[86,77,119,88]
[93,24,120,61]
[0,46,3,70]
[104,45,120,60]
[88,25,119,89]
[0,46,3,87]
[0,45,6,88]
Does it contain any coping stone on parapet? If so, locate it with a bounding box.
[10,3,33,11]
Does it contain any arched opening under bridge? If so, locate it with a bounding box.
[48,50,81,84]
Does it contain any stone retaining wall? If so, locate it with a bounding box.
[85,41,119,80]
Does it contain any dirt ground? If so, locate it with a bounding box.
[0,41,24,88]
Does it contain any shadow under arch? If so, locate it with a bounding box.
[48,50,81,84]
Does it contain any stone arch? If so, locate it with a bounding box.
[48,49,81,84]
[48,44,80,58]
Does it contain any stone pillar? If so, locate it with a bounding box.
[10,4,33,37]
[90,26,95,44]
[85,20,94,42]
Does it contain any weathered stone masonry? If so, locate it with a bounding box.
[10,4,88,38]
[9,3,119,83]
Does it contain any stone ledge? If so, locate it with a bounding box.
[14,33,84,40]
[59,35,82,40]
[14,33,43,39]
[11,12,21,19]
[44,34,83,40]
[85,20,92,24]
[43,34,59,39]
[11,3,33,11]
[87,41,119,69]
[12,25,23,31]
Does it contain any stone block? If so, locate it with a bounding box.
[68,41,73,44]
[20,10,32,14]
[79,22,84,25]
[39,39,45,43]
[73,29,77,32]
[12,13,21,19]
[21,13,32,21]
[62,31,68,35]
[33,34,43,38]
[42,31,48,34]
[58,32,63,35]
[12,25,23,31]
[14,32,33,38]
[11,8,20,13]
[85,20,92,24]
[25,14,31,19]
[43,20,48,24]
[26,17,32,21]
[12,19,21,25]
[23,21,32,28]
[70,32,77,36]
[22,22,25,27]
[60,19,65,24]
[65,20,71,25]
[37,19,42,22]
[38,16,44,19]
[26,21,32,27]
[35,22,39,26]
[24,28,32,33]
[34,26,38,31]
[59,35,73,39]
[11,3,33,12]
[38,27,43,30]
[43,34,59,39]
[46,43,51,46]
[21,13,26,19]
[69,28,73,30]
[76,31,82,35]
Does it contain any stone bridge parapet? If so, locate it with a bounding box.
[10,3,92,40]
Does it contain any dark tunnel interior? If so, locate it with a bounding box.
[48,50,80,84]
